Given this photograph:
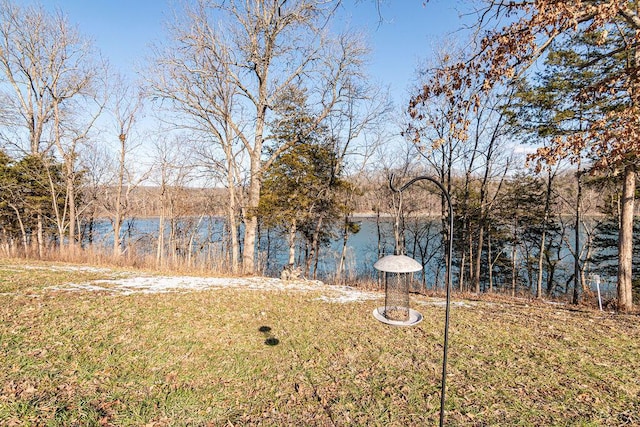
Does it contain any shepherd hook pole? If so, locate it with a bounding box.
[389,174,453,427]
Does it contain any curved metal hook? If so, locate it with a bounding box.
[389,173,400,193]
[389,173,425,193]
[389,173,450,202]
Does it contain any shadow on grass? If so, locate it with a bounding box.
[258,325,279,346]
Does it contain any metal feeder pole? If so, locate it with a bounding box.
[389,174,454,427]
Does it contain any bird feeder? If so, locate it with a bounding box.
[373,254,423,326]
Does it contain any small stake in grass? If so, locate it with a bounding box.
[372,174,454,427]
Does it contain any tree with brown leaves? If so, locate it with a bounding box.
[417,0,639,311]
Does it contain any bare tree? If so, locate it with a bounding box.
[196,137,246,273]
[77,143,112,246]
[148,0,370,273]
[51,69,106,255]
[99,75,149,259]
[0,0,104,255]
[324,76,392,282]
[150,134,197,268]
[0,0,57,155]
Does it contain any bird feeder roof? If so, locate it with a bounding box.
[373,254,422,273]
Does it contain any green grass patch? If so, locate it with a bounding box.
[1,260,639,426]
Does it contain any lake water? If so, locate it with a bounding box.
[84,216,400,275]
[82,215,618,298]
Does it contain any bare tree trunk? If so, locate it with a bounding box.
[572,169,582,305]
[37,213,44,259]
[227,202,239,272]
[113,215,122,257]
[474,225,484,293]
[488,234,493,293]
[156,172,166,267]
[66,162,77,255]
[467,230,474,292]
[312,219,322,281]
[226,161,240,273]
[537,168,553,299]
[243,154,262,273]
[288,219,297,266]
[617,164,636,311]
[459,252,466,292]
[376,209,383,258]
[112,130,129,258]
[156,207,165,267]
[169,214,177,267]
[306,216,324,279]
[511,245,517,298]
[9,204,28,255]
[187,215,205,268]
[337,215,350,282]
[45,162,66,250]
[537,227,547,299]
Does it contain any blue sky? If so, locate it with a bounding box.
[345,0,472,105]
[23,0,472,108]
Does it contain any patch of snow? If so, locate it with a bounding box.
[418,300,475,308]
[49,274,382,303]
[55,283,115,292]
[316,290,380,303]
[544,300,566,306]
[24,264,125,274]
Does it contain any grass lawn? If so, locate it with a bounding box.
[1,260,639,426]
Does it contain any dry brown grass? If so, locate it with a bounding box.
[1,259,639,426]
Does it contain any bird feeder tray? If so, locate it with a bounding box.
[373,307,423,326]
